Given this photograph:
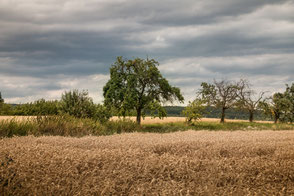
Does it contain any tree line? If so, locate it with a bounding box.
[0,57,293,124]
[185,79,293,123]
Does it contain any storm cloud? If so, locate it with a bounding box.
[0,0,293,103]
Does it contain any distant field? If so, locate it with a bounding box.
[112,116,273,124]
[0,116,273,124]
[1,131,294,195]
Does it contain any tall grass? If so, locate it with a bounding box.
[0,116,293,138]
[0,116,141,138]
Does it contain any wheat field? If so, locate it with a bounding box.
[1,130,294,195]
[0,116,272,124]
[111,116,273,124]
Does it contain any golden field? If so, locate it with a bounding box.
[111,116,273,124]
[0,116,273,124]
[1,130,294,195]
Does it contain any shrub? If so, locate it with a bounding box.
[59,90,94,118]
[59,90,112,123]
[182,98,206,124]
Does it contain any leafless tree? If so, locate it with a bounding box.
[237,79,266,122]
[199,79,240,123]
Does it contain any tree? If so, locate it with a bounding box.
[237,79,266,122]
[60,89,111,122]
[103,57,184,124]
[0,92,13,115]
[0,92,3,104]
[259,92,291,123]
[60,90,95,118]
[284,83,294,123]
[199,79,240,123]
[182,98,206,124]
[0,92,4,114]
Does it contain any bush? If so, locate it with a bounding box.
[182,98,206,123]
[59,90,94,118]
[12,99,59,116]
[91,104,112,123]
[59,90,112,123]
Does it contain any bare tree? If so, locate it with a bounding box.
[237,79,266,122]
[199,79,240,123]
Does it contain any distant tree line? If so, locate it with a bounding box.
[0,90,111,123]
[0,57,293,125]
[184,79,294,123]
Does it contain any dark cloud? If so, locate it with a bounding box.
[0,0,293,103]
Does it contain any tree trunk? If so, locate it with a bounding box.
[249,110,254,122]
[136,108,141,125]
[220,107,226,123]
[274,115,278,124]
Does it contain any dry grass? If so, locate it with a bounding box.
[1,130,294,195]
[112,116,273,124]
[1,116,273,124]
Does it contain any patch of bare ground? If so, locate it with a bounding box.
[1,131,294,195]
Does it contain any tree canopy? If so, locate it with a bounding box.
[103,56,184,124]
[198,79,240,123]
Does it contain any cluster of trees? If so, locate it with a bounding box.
[259,84,294,123]
[0,90,111,123]
[0,57,293,125]
[184,79,294,123]
[0,57,183,125]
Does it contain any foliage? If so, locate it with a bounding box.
[59,90,112,123]
[182,98,206,123]
[0,92,12,115]
[0,116,140,138]
[259,92,291,123]
[284,83,294,123]
[13,99,59,116]
[0,92,3,104]
[2,116,293,138]
[59,90,94,118]
[0,118,36,137]
[103,56,184,124]
[90,104,112,123]
[198,79,241,123]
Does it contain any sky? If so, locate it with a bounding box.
[0,0,293,104]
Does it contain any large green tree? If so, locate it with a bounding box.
[103,57,184,124]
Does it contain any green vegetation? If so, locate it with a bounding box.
[60,90,111,123]
[259,83,294,123]
[13,99,59,115]
[1,116,293,138]
[0,57,293,138]
[103,57,184,124]
[0,116,139,138]
[198,79,242,123]
[182,98,206,123]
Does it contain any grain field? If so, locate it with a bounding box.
[1,130,294,195]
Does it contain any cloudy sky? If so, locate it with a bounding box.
[0,0,293,104]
